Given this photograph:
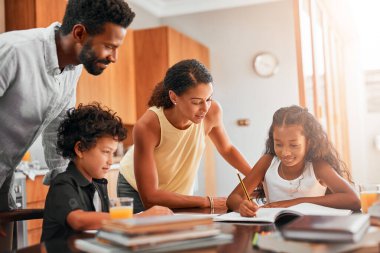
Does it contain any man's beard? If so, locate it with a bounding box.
[79,42,111,76]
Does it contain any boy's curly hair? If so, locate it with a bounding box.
[60,0,135,36]
[57,103,127,160]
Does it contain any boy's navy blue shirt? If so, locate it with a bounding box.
[41,162,109,241]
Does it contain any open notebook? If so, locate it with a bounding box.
[214,203,352,224]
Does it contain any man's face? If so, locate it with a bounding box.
[79,23,127,75]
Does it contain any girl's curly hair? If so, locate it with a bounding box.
[57,103,126,160]
[255,105,353,201]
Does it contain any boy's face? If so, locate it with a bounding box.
[76,136,118,181]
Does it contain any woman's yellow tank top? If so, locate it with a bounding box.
[119,106,206,195]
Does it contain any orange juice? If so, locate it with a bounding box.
[109,206,133,219]
[360,191,380,213]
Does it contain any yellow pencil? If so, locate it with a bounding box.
[236,171,251,201]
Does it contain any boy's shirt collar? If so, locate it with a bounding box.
[66,162,108,186]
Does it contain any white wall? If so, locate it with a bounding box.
[128,2,160,30]
[161,0,299,196]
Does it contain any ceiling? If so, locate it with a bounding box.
[128,0,281,17]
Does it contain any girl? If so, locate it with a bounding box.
[118,59,251,213]
[227,105,360,217]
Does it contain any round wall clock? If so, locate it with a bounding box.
[252,52,279,78]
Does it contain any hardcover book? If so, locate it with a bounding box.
[257,226,380,253]
[102,214,213,234]
[280,214,370,243]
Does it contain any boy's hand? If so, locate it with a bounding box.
[137,205,173,217]
[239,199,259,217]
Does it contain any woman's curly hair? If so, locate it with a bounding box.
[57,103,127,160]
[255,105,353,201]
[148,59,213,109]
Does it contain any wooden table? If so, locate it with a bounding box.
[10,208,380,253]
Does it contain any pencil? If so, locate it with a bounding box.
[236,172,251,201]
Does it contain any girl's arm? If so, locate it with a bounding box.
[206,101,251,176]
[226,155,272,215]
[264,160,361,211]
[134,111,225,209]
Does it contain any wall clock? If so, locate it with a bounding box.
[253,52,279,78]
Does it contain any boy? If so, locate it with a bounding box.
[41,103,172,241]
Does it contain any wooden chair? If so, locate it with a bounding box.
[0,209,44,252]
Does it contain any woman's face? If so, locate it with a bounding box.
[174,82,213,124]
[273,124,308,168]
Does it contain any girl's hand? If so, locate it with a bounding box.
[213,197,227,208]
[137,205,173,217]
[239,199,259,217]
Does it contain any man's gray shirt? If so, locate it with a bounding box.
[0,22,83,190]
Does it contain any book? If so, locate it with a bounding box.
[102,214,213,234]
[74,233,233,253]
[257,226,380,253]
[214,203,352,225]
[280,214,370,243]
[96,225,221,247]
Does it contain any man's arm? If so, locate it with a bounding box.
[42,90,77,185]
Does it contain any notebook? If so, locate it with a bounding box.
[214,203,352,225]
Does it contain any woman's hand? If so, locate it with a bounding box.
[213,197,227,208]
[137,205,173,217]
[239,199,259,217]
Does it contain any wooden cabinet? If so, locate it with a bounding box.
[76,31,137,124]
[5,0,66,31]
[26,176,49,246]
[133,26,210,118]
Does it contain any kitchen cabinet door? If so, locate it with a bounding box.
[76,31,137,124]
[133,26,210,118]
[5,0,66,31]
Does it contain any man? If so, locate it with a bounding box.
[0,0,135,211]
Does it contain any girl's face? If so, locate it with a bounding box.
[273,125,308,167]
[173,83,213,124]
[74,136,118,181]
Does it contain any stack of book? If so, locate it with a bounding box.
[256,214,376,253]
[75,215,233,253]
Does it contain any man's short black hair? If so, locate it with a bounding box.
[60,0,135,35]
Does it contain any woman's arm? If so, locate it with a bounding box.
[133,111,224,209]
[226,154,272,214]
[206,101,251,176]
[263,161,361,211]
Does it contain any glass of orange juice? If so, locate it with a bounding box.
[359,184,380,213]
[109,197,133,219]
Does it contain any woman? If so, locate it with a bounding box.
[118,59,251,213]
